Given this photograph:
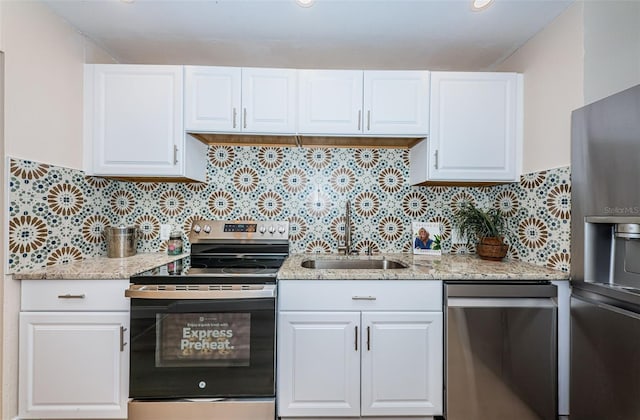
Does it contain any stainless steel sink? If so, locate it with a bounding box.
[300,259,408,270]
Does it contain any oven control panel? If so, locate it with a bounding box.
[190,220,289,241]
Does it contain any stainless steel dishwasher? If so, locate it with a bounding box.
[444,281,557,420]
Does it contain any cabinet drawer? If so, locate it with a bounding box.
[278,280,442,311]
[21,279,130,311]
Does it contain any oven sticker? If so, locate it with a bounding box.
[156,313,251,367]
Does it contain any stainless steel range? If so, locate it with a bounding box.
[125,220,289,420]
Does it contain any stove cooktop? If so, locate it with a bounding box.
[130,257,281,285]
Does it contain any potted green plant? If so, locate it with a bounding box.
[453,202,509,261]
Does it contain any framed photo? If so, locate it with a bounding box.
[412,222,442,256]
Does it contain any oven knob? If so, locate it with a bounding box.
[278,225,286,235]
[268,225,276,234]
[259,225,267,234]
[198,381,206,389]
[203,225,211,233]
[193,224,201,233]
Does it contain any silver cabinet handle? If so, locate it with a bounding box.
[434,149,439,169]
[358,110,361,131]
[355,325,358,351]
[57,293,85,299]
[352,296,376,300]
[120,326,128,352]
[173,144,178,165]
[243,108,247,129]
[367,326,371,351]
[232,108,237,128]
[367,110,371,131]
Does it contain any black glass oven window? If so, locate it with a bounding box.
[129,298,275,399]
[156,312,251,367]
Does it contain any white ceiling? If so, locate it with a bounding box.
[42,0,574,71]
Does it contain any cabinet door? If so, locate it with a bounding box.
[184,66,241,132]
[86,64,184,176]
[242,68,297,133]
[427,71,522,182]
[364,71,430,135]
[361,311,443,417]
[298,70,363,134]
[277,311,361,417]
[19,312,129,419]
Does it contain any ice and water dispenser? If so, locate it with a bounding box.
[584,217,640,290]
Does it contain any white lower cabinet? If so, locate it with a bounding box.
[19,280,130,419]
[278,311,362,417]
[360,312,443,417]
[277,280,443,419]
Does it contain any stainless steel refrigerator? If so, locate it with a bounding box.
[570,83,640,420]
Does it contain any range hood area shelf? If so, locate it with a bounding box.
[189,133,423,149]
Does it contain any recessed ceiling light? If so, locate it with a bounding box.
[120,0,135,3]
[295,0,314,8]
[472,0,493,11]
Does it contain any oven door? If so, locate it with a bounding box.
[127,285,275,399]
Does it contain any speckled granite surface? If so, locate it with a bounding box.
[12,252,189,280]
[14,252,568,282]
[278,253,569,281]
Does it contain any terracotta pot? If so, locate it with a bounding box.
[476,236,508,261]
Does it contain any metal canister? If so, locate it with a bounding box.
[104,226,139,258]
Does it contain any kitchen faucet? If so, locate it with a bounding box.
[338,201,353,255]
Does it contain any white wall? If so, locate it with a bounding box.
[1,2,114,418]
[496,2,584,174]
[584,0,640,104]
[2,1,114,171]
[0,52,5,419]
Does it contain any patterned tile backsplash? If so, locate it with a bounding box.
[7,147,570,273]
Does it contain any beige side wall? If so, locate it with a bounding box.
[0,51,5,419]
[1,2,114,418]
[496,2,584,174]
[2,1,115,171]
[583,0,640,104]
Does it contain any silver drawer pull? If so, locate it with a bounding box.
[352,296,376,300]
[57,293,86,299]
[120,326,128,352]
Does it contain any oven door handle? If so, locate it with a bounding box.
[125,285,276,300]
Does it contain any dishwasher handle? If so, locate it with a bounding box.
[447,297,557,308]
[445,283,557,299]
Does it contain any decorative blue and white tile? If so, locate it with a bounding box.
[7,151,571,273]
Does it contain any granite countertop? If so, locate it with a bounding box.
[277,253,569,281]
[12,252,189,280]
[13,251,569,282]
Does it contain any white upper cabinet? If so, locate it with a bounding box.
[242,68,297,133]
[298,70,430,136]
[364,71,430,135]
[84,64,207,181]
[298,70,364,134]
[184,66,241,132]
[184,66,297,134]
[410,71,523,184]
